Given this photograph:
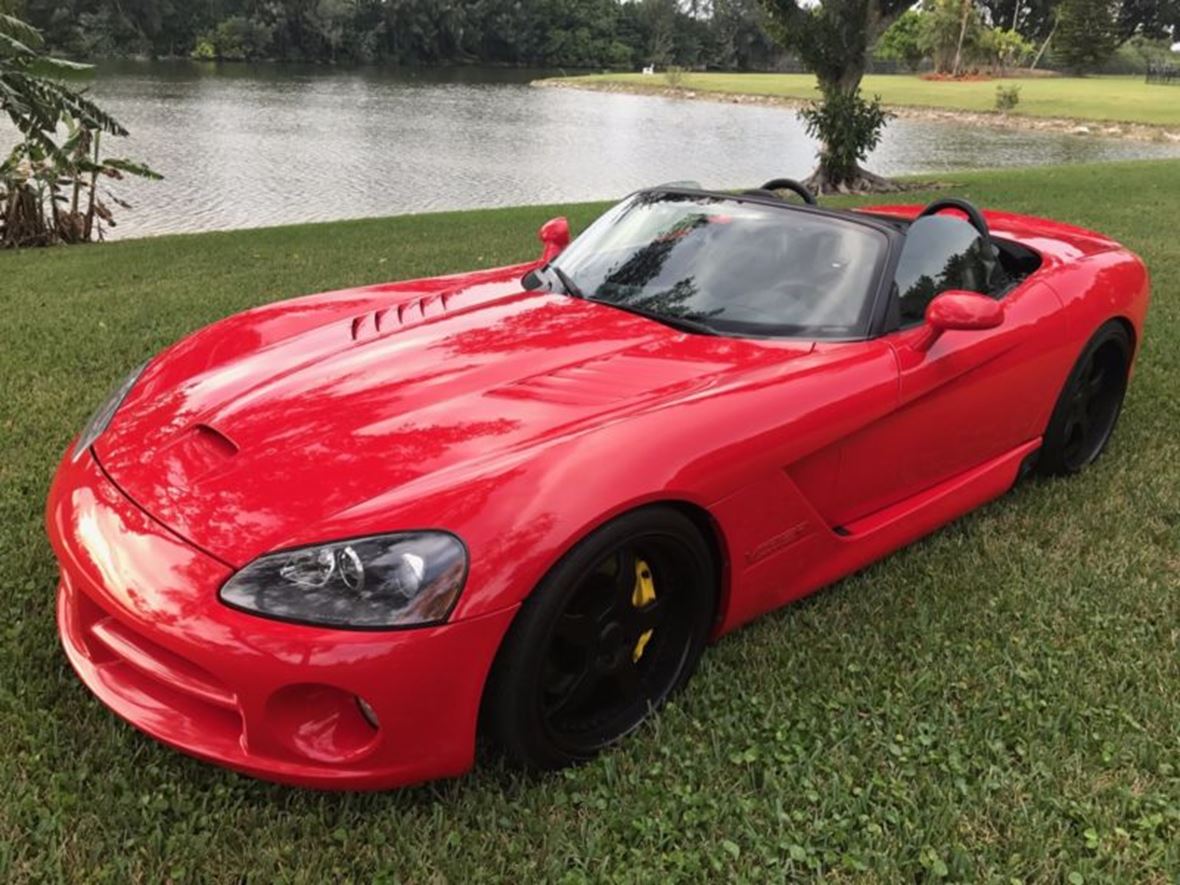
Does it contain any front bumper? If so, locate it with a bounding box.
[48,451,516,790]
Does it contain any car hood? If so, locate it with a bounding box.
[96,283,809,565]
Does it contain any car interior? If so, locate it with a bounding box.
[745,178,1043,330]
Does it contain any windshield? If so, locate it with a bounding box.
[549,192,887,338]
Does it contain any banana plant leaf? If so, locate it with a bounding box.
[103,158,164,180]
[0,14,44,50]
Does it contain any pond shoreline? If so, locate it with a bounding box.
[534,78,1180,144]
[17,64,1177,240]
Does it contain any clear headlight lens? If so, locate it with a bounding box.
[219,532,468,630]
[72,361,149,462]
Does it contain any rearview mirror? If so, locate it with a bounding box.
[538,217,571,263]
[912,290,1004,352]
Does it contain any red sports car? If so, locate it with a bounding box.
[47,180,1149,790]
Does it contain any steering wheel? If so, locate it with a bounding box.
[755,178,818,206]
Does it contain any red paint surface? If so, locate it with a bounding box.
[48,205,1150,789]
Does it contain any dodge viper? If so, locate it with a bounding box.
[47,179,1150,789]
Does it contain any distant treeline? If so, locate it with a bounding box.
[13,0,785,69]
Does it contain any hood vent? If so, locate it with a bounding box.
[351,293,453,342]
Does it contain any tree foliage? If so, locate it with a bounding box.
[798,89,892,184]
[875,10,927,70]
[1054,0,1121,72]
[0,12,124,155]
[921,0,987,74]
[761,0,911,88]
[975,0,1060,42]
[978,0,1179,56]
[978,27,1034,71]
[14,0,1177,73]
[1114,0,1180,42]
[875,2,1036,74]
[15,0,785,70]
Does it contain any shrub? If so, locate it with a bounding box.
[191,39,216,60]
[193,15,272,61]
[799,89,893,184]
[980,28,1034,73]
[995,84,1021,111]
[664,65,686,88]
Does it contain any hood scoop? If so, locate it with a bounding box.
[351,292,454,341]
[154,423,239,487]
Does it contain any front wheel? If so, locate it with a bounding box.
[1038,321,1131,476]
[484,507,716,771]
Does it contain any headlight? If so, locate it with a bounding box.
[219,532,468,630]
[72,361,148,462]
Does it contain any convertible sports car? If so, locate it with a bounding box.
[48,179,1149,789]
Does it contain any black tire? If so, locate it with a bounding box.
[1038,321,1131,477]
[484,506,716,771]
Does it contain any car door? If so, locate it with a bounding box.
[823,217,1063,528]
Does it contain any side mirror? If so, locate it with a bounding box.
[538,217,571,263]
[912,290,1004,352]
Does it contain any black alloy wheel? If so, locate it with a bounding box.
[1039,321,1131,476]
[485,507,715,771]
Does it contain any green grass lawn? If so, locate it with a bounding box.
[561,72,1180,128]
[2,159,1178,882]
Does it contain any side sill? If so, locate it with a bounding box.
[839,438,1042,539]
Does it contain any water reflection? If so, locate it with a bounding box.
[10,61,1176,239]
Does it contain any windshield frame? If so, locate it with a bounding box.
[548,186,904,342]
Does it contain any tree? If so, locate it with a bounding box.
[875,10,927,71]
[918,0,987,75]
[1054,0,1119,71]
[1115,0,1180,43]
[709,0,780,70]
[975,0,1060,43]
[978,26,1034,72]
[760,0,909,192]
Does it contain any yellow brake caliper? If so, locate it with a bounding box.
[631,559,656,662]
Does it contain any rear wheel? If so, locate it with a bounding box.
[485,507,715,771]
[1038,321,1131,476]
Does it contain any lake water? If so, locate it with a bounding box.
[21,62,1180,239]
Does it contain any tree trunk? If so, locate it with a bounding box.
[952,0,972,77]
[830,63,865,95]
[1031,21,1056,70]
[802,163,904,195]
[84,134,101,242]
